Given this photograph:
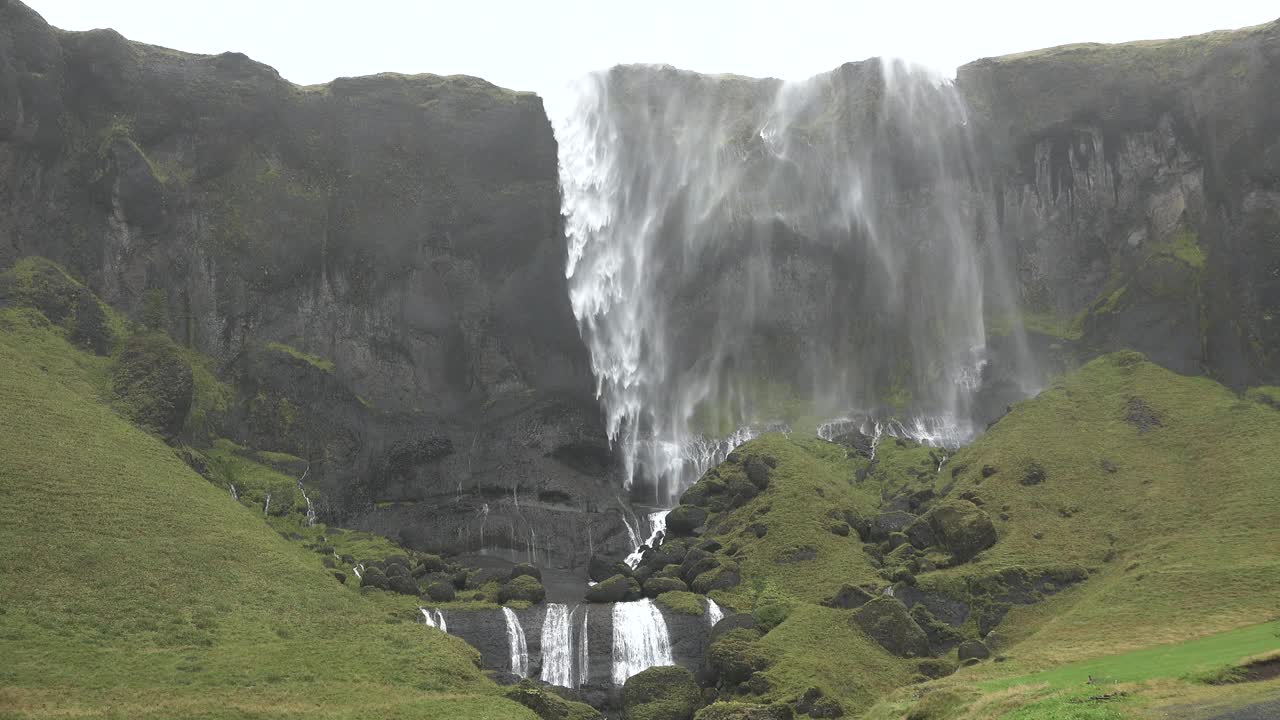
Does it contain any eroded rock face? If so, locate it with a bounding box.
[0,1,633,569]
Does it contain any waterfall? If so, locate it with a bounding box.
[612,599,674,684]
[419,607,447,633]
[706,598,724,627]
[577,605,590,687]
[502,607,530,678]
[296,463,316,527]
[625,509,670,568]
[262,492,271,516]
[229,484,238,501]
[557,60,1037,501]
[540,604,575,687]
[816,414,973,450]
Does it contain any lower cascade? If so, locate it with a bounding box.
[502,607,529,678]
[706,598,724,627]
[611,599,674,684]
[540,604,575,687]
[419,607,447,633]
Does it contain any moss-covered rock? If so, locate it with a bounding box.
[623,665,700,720]
[499,574,546,604]
[510,563,542,581]
[913,499,997,563]
[694,701,794,719]
[957,639,990,662]
[586,573,640,603]
[849,596,930,658]
[706,628,771,685]
[667,505,709,536]
[645,576,690,597]
[3,257,117,355]
[692,562,742,594]
[359,566,389,591]
[822,584,873,610]
[505,680,602,720]
[423,579,456,602]
[111,333,194,438]
[656,590,705,616]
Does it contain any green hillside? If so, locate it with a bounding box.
[659,352,1280,718]
[0,303,535,719]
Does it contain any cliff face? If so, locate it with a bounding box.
[0,0,634,568]
[960,20,1280,385]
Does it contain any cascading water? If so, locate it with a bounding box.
[611,599,674,684]
[419,607,447,633]
[296,463,317,528]
[502,607,530,678]
[558,59,1037,502]
[706,598,725,627]
[577,605,590,686]
[540,604,575,687]
[625,510,670,568]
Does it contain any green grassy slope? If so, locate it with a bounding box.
[683,351,1280,718]
[0,307,534,719]
[944,351,1280,671]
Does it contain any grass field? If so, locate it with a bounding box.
[0,306,535,719]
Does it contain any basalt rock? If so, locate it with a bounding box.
[0,0,635,574]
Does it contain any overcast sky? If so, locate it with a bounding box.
[25,1,1280,116]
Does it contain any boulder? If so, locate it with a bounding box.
[110,334,195,438]
[706,628,770,685]
[499,575,546,604]
[667,505,708,536]
[795,687,843,718]
[505,679,603,720]
[623,665,700,720]
[916,658,957,679]
[692,563,741,594]
[424,580,456,602]
[388,573,420,596]
[586,574,639,603]
[822,584,873,610]
[849,597,930,658]
[923,500,998,562]
[360,567,389,591]
[744,457,771,489]
[510,563,542,582]
[709,613,756,644]
[644,576,689,597]
[957,639,991,662]
[680,549,720,582]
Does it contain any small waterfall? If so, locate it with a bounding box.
[262,492,271,516]
[626,509,670,568]
[577,605,590,687]
[296,463,317,527]
[540,604,575,687]
[816,414,974,451]
[612,599,673,684]
[706,598,724,627]
[419,607,447,633]
[351,563,364,580]
[229,484,238,501]
[502,607,530,678]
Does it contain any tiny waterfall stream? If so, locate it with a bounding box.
[419,607,447,633]
[611,599,674,685]
[502,607,530,678]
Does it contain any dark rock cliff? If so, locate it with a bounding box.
[0,0,634,568]
[959,19,1280,385]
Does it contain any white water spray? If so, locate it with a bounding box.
[577,605,591,687]
[611,599,674,684]
[296,463,316,527]
[540,604,575,687]
[419,607,447,633]
[558,61,1037,501]
[502,607,530,678]
[706,598,725,627]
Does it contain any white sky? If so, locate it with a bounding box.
[24,0,1280,116]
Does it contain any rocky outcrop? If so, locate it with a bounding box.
[959,20,1280,387]
[0,0,634,568]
